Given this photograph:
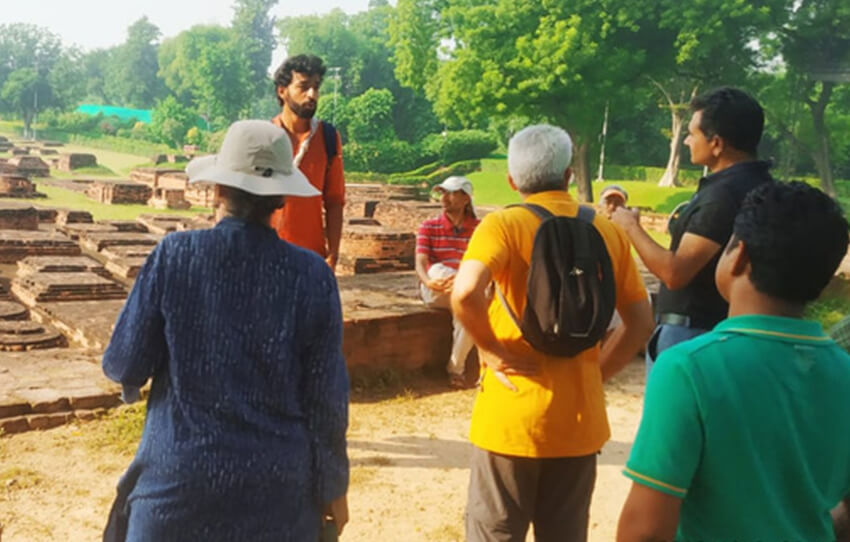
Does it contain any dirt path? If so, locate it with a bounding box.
[0,362,645,541]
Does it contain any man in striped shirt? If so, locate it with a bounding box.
[416,176,481,388]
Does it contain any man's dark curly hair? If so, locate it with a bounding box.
[273,54,326,106]
[730,181,849,304]
[691,87,764,155]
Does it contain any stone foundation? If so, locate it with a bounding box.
[0,202,39,230]
[9,156,50,177]
[0,320,64,351]
[0,175,43,198]
[59,223,119,240]
[17,255,109,278]
[339,272,451,370]
[97,220,149,233]
[11,272,127,305]
[347,183,427,201]
[0,301,28,320]
[339,225,415,275]
[87,181,152,204]
[185,182,215,208]
[129,167,183,187]
[55,209,94,226]
[0,349,120,435]
[57,153,98,172]
[371,201,444,233]
[78,231,160,253]
[137,214,183,234]
[0,230,80,263]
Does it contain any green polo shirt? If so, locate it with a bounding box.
[625,314,850,542]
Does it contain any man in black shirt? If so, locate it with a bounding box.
[612,87,774,373]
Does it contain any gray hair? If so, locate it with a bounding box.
[507,125,573,194]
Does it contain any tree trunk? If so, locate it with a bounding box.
[22,112,33,139]
[574,141,592,203]
[658,108,685,187]
[808,81,836,198]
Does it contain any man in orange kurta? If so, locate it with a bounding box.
[270,54,345,270]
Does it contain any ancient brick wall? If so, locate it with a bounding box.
[0,176,41,198]
[87,182,152,205]
[57,153,98,172]
[185,182,215,208]
[9,156,49,177]
[0,203,39,230]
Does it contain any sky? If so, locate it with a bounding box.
[0,0,374,69]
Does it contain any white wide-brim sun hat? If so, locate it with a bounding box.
[186,120,319,197]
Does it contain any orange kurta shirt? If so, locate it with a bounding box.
[270,116,345,257]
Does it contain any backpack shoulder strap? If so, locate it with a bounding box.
[321,121,338,162]
[504,203,554,220]
[576,205,595,224]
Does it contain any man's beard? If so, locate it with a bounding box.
[288,99,317,119]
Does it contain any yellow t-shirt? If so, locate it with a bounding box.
[463,190,648,458]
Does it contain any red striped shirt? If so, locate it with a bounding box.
[416,213,480,270]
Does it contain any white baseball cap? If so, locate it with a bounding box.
[185,120,319,197]
[434,176,474,196]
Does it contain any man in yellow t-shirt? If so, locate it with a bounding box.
[452,124,654,541]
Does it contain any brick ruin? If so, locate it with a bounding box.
[55,208,94,226]
[57,153,98,172]
[0,175,45,198]
[0,230,81,263]
[87,181,152,205]
[0,202,39,230]
[8,156,50,177]
[339,225,415,275]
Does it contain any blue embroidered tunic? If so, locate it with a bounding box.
[102,217,349,541]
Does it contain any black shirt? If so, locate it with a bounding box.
[655,160,774,328]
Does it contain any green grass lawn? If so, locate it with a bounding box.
[468,158,695,212]
[0,125,151,177]
[48,165,118,179]
[21,184,210,221]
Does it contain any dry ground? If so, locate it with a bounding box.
[0,362,645,542]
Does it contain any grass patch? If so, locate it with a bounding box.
[0,466,43,489]
[468,158,694,212]
[85,403,146,456]
[129,160,190,171]
[805,278,850,330]
[20,184,210,221]
[49,165,117,179]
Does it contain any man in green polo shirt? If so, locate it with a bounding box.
[617,181,850,542]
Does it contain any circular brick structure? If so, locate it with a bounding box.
[0,320,64,351]
[339,225,416,274]
[0,301,28,320]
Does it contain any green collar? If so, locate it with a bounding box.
[716,314,831,344]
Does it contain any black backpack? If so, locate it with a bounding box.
[495,203,616,357]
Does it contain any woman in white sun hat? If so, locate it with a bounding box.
[102,120,349,542]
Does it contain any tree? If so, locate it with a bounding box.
[0,23,62,84]
[414,0,651,201]
[1,68,53,137]
[231,0,279,104]
[771,0,850,196]
[159,25,252,128]
[150,95,198,148]
[345,88,396,142]
[103,17,165,108]
[645,0,778,187]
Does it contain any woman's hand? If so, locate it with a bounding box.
[325,494,349,536]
